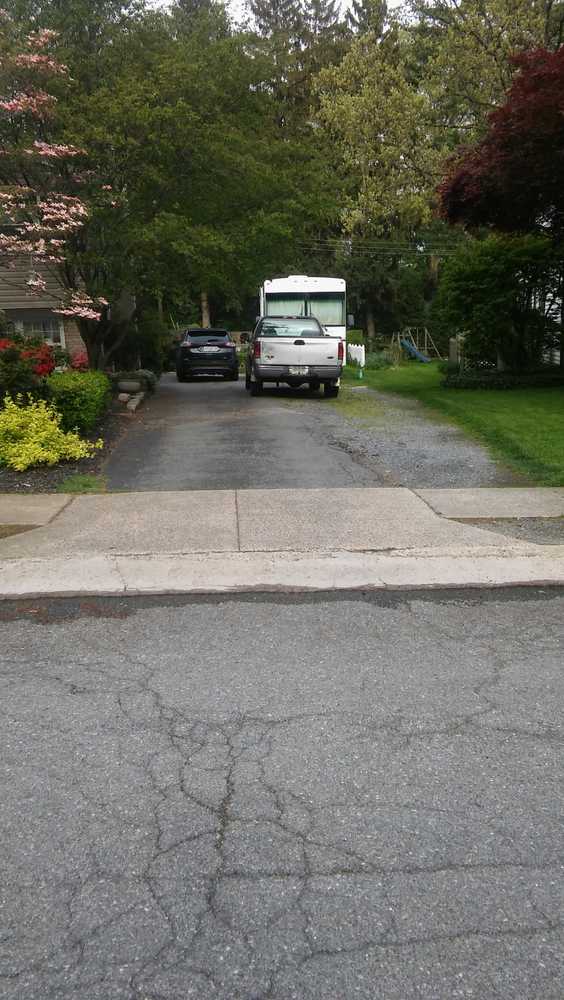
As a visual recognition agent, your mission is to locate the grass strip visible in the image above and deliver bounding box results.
[56,474,108,494]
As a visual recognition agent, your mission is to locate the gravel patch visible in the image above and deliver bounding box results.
[301,386,529,488]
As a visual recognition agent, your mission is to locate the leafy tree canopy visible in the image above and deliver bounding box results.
[407,0,564,137]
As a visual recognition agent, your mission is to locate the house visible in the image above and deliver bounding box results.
[0,261,84,356]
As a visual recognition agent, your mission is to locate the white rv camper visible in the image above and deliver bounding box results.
[259,275,347,345]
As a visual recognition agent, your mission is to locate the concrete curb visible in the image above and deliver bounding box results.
[2,546,564,600]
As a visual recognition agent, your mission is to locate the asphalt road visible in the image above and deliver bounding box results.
[104,375,523,491]
[2,588,563,1000]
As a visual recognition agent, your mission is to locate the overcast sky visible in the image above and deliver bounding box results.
[226,0,404,26]
[148,0,404,22]
[148,0,405,26]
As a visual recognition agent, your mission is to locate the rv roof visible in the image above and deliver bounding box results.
[264,275,345,293]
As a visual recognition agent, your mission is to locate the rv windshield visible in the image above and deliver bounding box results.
[307,293,345,326]
[265,294,306,317]
[264,292,345,326]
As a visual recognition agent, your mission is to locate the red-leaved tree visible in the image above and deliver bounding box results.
[439,48,564,239]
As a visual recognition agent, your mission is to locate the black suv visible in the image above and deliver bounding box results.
[176,329,239,382]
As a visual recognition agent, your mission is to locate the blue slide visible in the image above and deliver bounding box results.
[400,338,431,363]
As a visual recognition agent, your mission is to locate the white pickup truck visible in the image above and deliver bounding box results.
[245,316,344,397]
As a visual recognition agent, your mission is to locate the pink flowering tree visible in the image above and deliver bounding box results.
[0,13,121,367]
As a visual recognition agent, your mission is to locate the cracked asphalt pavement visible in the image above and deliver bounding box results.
[2,589,564,1000]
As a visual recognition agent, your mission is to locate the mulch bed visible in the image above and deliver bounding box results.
[0,403,131,494]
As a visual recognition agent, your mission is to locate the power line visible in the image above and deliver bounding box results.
[296,239,463,249]
[297,242,461,256]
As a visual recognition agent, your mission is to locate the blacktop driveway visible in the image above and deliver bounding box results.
[102,375,526,492]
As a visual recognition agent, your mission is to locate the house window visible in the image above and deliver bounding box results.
[21,317,65,346]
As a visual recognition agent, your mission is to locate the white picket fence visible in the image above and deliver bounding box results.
[347,343,365,367]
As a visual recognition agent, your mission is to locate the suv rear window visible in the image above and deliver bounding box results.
[259,318,324,338]
[182,331,230,343]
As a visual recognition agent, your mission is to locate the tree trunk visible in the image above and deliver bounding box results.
[200,291,211,328]
[79,323,102,370]
[79,317,129,370]
[428,254,440,286]
[365,305,376,341]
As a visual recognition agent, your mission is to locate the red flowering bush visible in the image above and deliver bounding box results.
[21,342,56,376]
[0,337,55,375]
[0,337,55,399]
[70,350,89,371]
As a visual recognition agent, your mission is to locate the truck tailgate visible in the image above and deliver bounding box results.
[260,337,340,367]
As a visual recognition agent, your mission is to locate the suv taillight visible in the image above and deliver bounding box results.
[253,340,261,359]
[338,340,344,362]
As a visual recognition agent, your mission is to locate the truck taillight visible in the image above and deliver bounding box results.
[338,340,344,362]
[253,340,261,359]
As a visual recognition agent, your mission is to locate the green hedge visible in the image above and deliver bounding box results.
[365,351,392,371]
[47,370,111,434]
[443,368,564,389]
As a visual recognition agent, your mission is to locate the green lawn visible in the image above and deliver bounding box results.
[56,473,107,494]
[344,362,564,485]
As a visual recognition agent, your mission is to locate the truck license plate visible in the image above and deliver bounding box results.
[289,366,309,375]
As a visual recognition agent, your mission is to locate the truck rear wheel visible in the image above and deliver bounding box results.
[324,383,339,398]
[250,379,263,396]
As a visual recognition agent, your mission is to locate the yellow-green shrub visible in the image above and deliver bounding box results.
[0,396,102,471]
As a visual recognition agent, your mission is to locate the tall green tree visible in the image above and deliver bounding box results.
[133,22,335,325]
[249,0,302,36]
[305,0,340,37]
[316,34,445,236]
[346,0,387,35]
[301,0,348,81]
[173,0,231,40]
